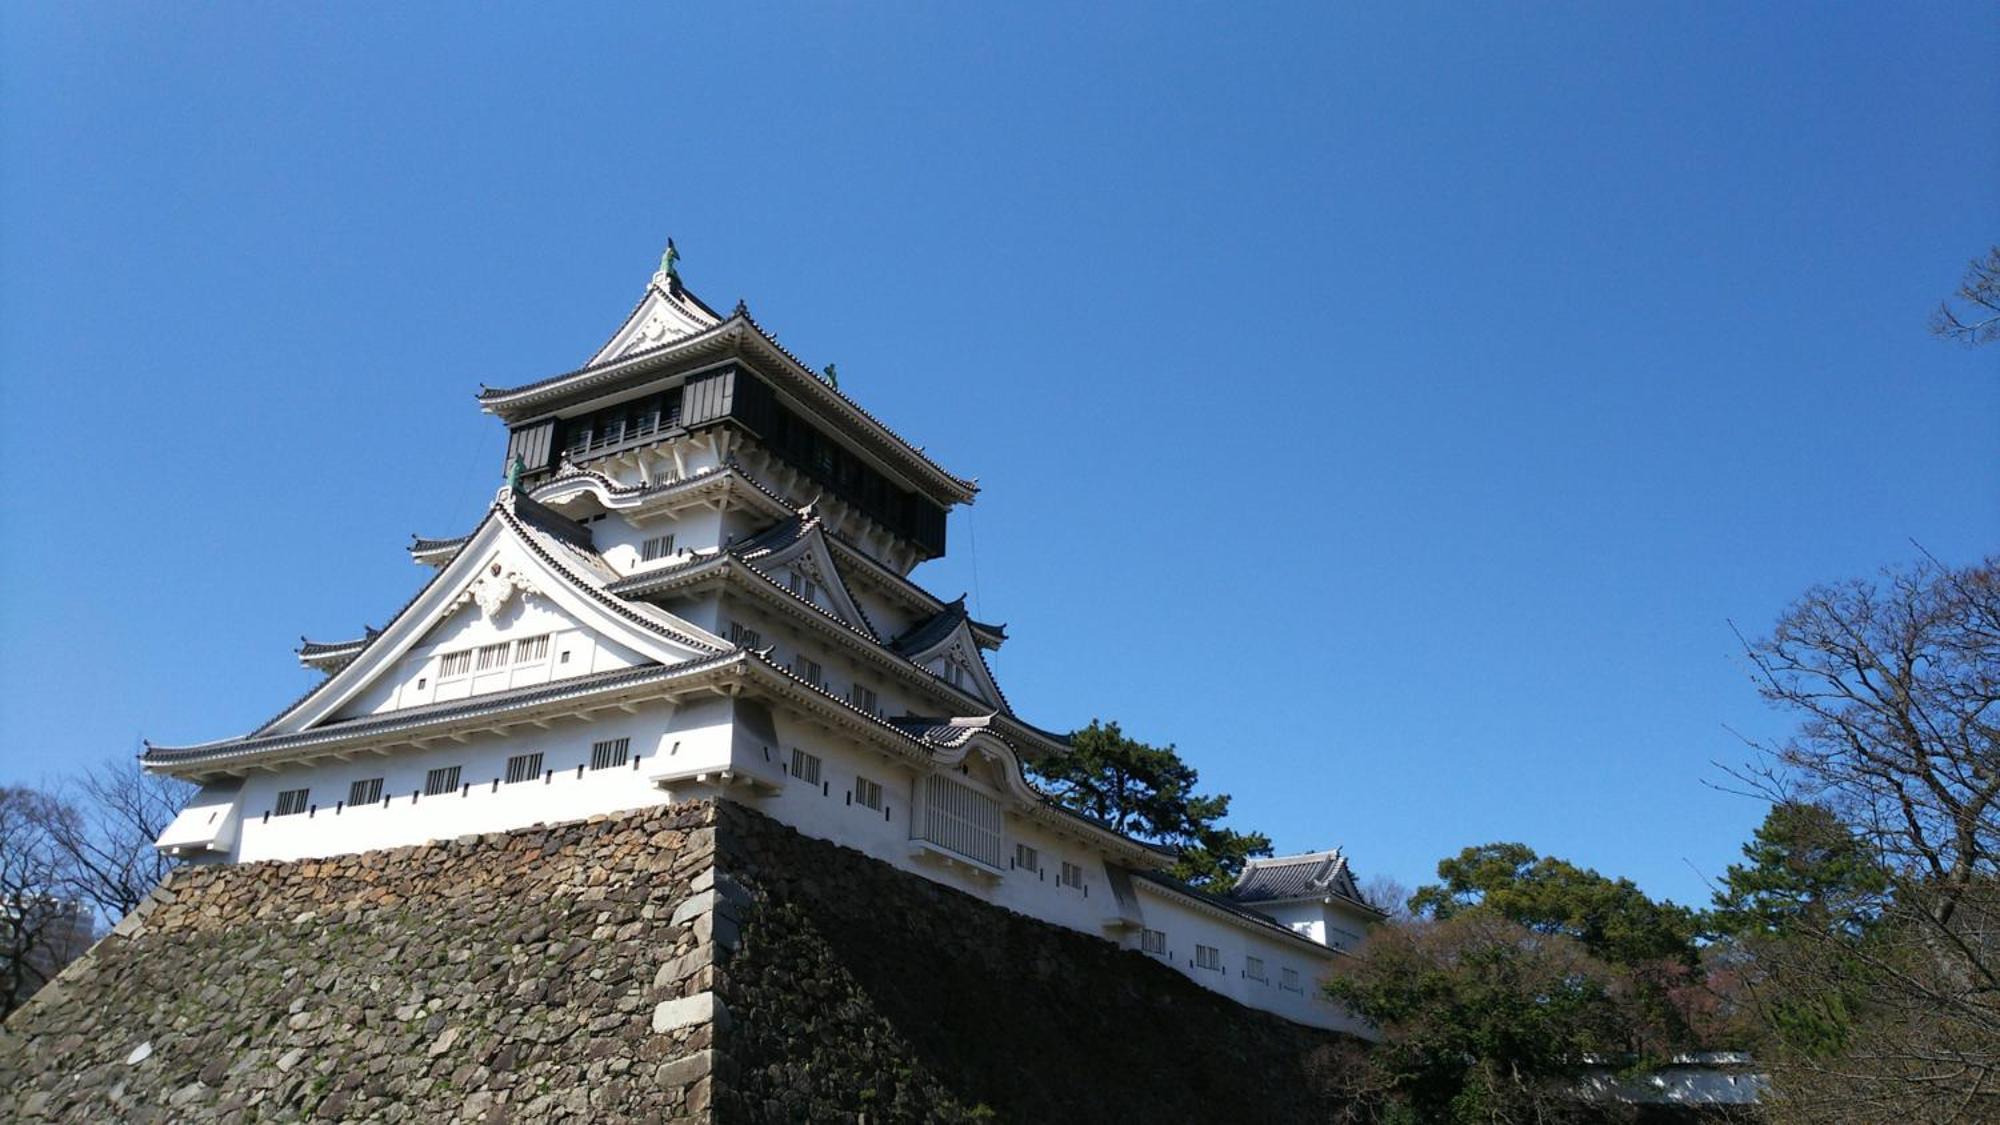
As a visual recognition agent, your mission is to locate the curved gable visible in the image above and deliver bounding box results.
[261,503,723,736]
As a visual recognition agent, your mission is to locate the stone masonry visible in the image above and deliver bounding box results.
[1,800,1358,1122]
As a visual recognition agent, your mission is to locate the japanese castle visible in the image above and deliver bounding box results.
[144,249,1382,1030]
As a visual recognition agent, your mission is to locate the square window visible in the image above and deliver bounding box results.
[275,788,309,817]
[854,776,883,811]
[789,748,822,786]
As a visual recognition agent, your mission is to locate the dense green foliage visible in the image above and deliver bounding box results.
[1411,843,1700,969]
[1028,719,1271,891]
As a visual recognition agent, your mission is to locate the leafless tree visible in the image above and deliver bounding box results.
[1729,554,2000,1121]
[1360,873,1413,922]
[45,760,193,920]
[0,788,93,1019]
[1931,245,2000,348]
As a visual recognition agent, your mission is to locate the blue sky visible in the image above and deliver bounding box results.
[3,5,1994,909]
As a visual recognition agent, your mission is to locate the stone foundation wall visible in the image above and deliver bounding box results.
[2,800,1359,1123]
[0,802,726,1123]
[709,801,1354,1123]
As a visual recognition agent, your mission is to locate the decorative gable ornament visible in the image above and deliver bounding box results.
[453,562,539,622]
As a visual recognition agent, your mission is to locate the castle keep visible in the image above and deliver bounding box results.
[138,250,1381,1032]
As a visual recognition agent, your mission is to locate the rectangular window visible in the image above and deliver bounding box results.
[1141,928,1167,955]
[1195,944,1222,971]
[1060,861,1085,889]
[848,684,878,715]
[1281,967,1301,991]
[275,788,310,817]
[728,623,762,649]
[347,777,383,806]
[919,774,1004,868]
[1246,956,1267,982]
[853,776,883,811]
[793,657,822,688]
[475,642,510,672]
[1014,843,1040,873]
[438,650,473,678]
[424,766,461,796]
[641,534,676,562]
[789,748,822,785]
[505,752,544,784]
[514,634,550,663]
[1327,926,1362,951]
[590,738,631,771]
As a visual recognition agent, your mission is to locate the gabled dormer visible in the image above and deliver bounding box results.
[892,599,1010,712]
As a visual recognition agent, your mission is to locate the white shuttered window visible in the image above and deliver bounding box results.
[919,774,1003,868]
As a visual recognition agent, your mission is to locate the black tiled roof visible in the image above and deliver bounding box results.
[1226,851,1365,906]
[409,534,469,555]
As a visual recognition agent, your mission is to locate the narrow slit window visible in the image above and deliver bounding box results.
[789,748,822,785]
[505,752,544,784]
[424,766,461,796]
[347,778,383,806]
[853,776,883,811]
[589,738,630,771]
[275,788,310,817]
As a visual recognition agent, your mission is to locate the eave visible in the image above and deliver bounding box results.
[609,550,1067,759]
[143,654,754,778]
[1133,872,1352,959]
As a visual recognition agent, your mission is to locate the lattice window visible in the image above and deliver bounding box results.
[347,778,382,806]
[275,788,309,817]
[1195,944,1222,971]
[1014,843,1040,873]
[1246,956,1267,982]
[853,776,883,811]
[438,651,473,678]
[514,634,550,663]
[728,623,762,649]
[920,774,1003,868]
[1281,967,1301,991]
[641,534,676,562]
[1142,928,1167,955]
[505,752,543,784]
[793,657,823,689]
[1060,861,1086,889]
[590,738,630,771]
[848,684,879,715]
[475,642,510,672]
[789,748,822,785]
[424,766,461,796]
